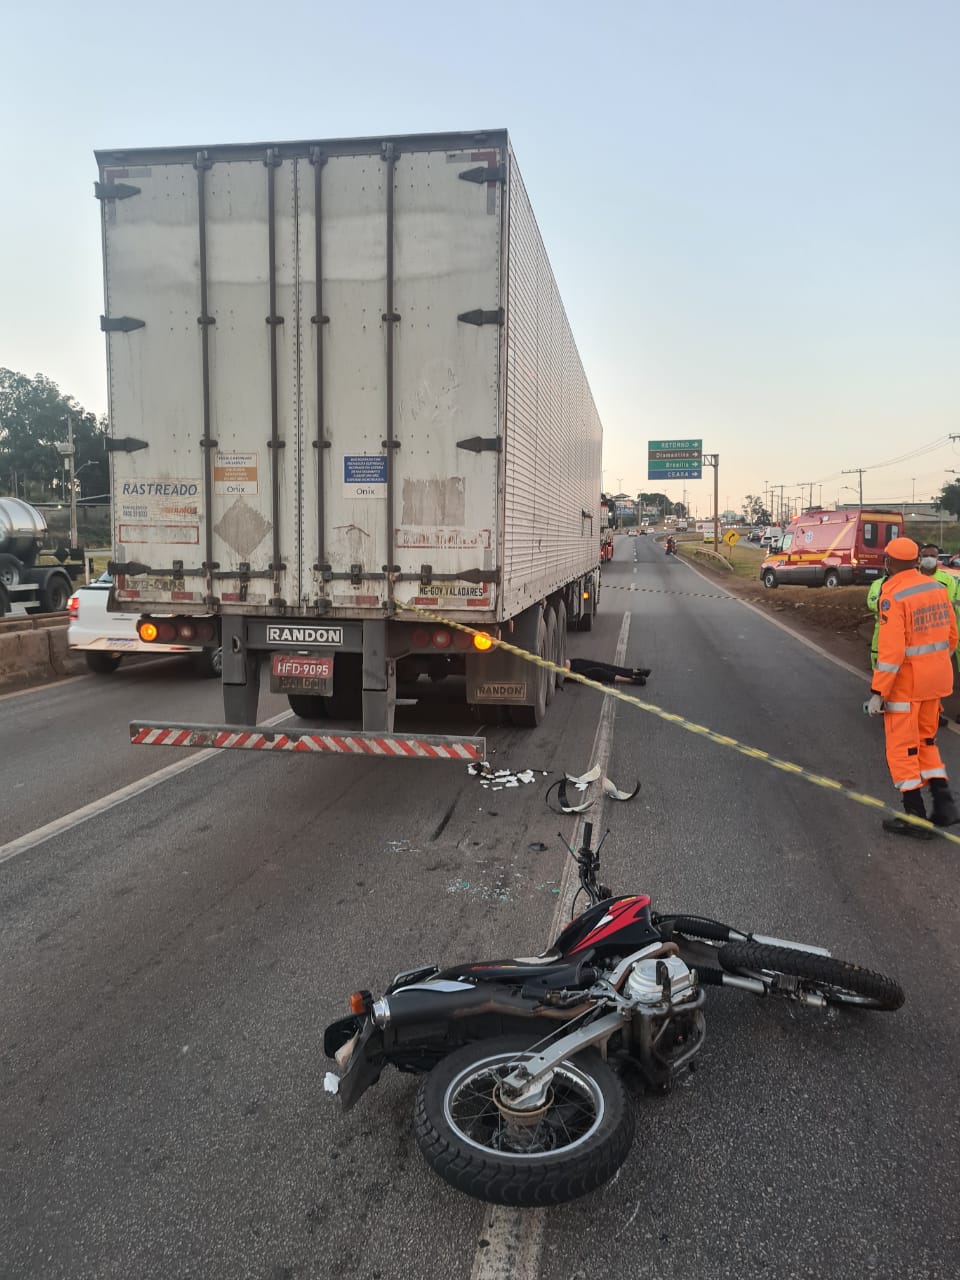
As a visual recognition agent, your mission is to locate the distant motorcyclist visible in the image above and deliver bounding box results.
[665,535,677,555]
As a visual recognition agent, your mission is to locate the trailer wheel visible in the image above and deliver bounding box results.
[544,606,558,706]
[0,554,22,589]
[194,647,223,679]
[511,615,548,728]
[555,600,568,692]
[287,694,328,719]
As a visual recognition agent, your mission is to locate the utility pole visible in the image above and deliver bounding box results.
[841,467,865,506]
[54,417,78,550]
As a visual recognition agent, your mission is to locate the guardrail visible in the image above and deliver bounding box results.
[0,619,84,691]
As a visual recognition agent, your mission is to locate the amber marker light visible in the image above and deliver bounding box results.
[139,621,158,642]
[472,633,494,652]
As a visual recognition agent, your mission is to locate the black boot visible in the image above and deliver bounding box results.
[882,787,935,839]
[928,778,960,827]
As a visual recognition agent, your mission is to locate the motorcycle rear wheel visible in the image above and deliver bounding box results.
[413,1035,634,1206]
[718,942,904,1010]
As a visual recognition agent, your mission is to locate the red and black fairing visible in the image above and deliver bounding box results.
[550,895,659,960]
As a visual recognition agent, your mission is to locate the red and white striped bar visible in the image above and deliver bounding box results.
[129,722,486,761]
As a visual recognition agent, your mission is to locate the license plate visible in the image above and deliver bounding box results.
[270,653,334,694]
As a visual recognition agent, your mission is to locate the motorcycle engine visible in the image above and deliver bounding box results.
[625,955,705,1092]
[624,955,696,1005]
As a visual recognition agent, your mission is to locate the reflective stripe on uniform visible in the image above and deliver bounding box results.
[904,640,950,656]
[895,777,924,790]
[921,767,948,779]
[884,701,911,712]
[893,581,944,601]
[876,661,900,672]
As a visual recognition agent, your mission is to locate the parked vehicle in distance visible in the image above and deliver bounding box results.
[748,528,762,542]
[0,497,84,615]
[676,520,688,532]
[759,526,784,549]
[68,575,221,676]
[759,508,903,589]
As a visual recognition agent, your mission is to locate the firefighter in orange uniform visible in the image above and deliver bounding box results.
[868,537,960,836]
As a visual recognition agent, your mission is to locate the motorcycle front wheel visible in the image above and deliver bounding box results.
[718,942,905,1010]
[413,1035,634,1206]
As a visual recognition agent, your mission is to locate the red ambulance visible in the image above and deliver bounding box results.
[759,509,904,588]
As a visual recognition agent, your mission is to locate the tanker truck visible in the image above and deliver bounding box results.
[0,498,83,616]
[98,128,604,758]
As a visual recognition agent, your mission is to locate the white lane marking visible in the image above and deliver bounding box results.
[0,710,294,866]
[470,611,630,1280]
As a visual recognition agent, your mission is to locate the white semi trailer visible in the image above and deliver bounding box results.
[97,129,603,756]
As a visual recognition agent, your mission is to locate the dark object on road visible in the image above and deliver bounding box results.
[323,824,904,1207]
[567,659,650,686]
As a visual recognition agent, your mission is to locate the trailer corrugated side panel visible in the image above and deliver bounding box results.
[500,147,602,619]
[100,131,600,625]
[100,135,505,619]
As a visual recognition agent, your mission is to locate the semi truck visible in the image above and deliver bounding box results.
[97,129,603,756]
[0,498,84,617]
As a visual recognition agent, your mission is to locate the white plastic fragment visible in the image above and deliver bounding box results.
[323,1072,341,1095]
[602,776,641,802]
[566,763,602,786]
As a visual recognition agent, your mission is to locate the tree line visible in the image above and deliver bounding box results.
[0,369,109,504]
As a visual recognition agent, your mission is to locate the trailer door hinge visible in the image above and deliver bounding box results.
[106,436,149,454]
[94,181,141,201]
[457,435,502,454]
[458,307,504,327]
[100,315,145,333]
[459,164,506,184]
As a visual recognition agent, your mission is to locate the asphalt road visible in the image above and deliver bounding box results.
[1,540,957,1280]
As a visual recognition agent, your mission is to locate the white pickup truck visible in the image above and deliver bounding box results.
[68,575,221,676]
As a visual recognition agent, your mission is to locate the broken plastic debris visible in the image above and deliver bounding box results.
[546,777,593,814]
[323,1072,340,1095]
[565,764,602,786]
[602,777,641,802]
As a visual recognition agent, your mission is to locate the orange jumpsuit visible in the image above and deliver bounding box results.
[872,569,958,792]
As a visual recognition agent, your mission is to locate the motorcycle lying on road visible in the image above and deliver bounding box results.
[324,825,903,1207]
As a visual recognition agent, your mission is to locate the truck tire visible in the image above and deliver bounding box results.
[40,575,71,613]
[0,554,22,589]
[544,606,558,706]
[511,615,548,728]
[554,599,568,692]
[288,693,329,719]
[194,646,223,679]
[85,652,123,675]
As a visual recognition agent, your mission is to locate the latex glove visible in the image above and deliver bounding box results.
[867,693,885,716]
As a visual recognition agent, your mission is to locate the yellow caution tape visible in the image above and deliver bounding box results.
[396,598,960,847]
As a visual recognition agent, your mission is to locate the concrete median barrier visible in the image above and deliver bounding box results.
[0,620,86,692]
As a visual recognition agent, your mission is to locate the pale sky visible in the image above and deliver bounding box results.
[2,0,957,519]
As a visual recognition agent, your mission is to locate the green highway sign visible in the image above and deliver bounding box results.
[648,438,702,480]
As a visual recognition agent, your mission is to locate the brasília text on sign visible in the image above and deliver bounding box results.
[648,438,702,481]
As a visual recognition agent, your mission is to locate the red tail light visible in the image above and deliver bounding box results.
[67,595,80,620]
[432,630,452,649]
